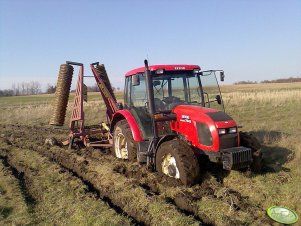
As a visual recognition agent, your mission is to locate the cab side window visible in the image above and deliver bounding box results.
[124,77,131,108]
[130,73,147,107]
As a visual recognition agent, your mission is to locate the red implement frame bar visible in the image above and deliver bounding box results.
[67,62,87,146]
[65,61,117,148]
[90,62,118,121]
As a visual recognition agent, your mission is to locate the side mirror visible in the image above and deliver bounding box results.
[220,71,225,82]
[132,74,140,86]
[216,95,222,105]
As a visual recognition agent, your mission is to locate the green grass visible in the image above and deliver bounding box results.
[0,91,124,106]
[0,91,123,126]
[0,94,55,106]
[0,160,32,225]
[223,84,301,135]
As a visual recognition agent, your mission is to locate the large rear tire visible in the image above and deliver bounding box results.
[113,120,137,161]
[239,131,263,172]
[155,139,200,186]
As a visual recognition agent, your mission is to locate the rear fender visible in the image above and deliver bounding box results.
[111,110,143,142]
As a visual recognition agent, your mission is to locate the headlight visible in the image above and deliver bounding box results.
[218,129,226,135]
[229,127,237,133]
[218,127,237,135]
[193,69,200,74]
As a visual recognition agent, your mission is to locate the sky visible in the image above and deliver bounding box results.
[0,0,301,91]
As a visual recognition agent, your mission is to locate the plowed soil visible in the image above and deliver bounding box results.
[0,124,280,225]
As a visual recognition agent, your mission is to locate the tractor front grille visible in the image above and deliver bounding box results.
[219,133,238,149]
[222,147,252,170]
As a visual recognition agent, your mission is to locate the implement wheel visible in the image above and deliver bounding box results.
[239,131,263,172]
[113,120,137,161]
[156,139,200,186]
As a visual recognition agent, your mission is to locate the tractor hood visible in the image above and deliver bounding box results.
[170,105,238,152]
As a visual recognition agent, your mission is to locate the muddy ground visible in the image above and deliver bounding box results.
[0,124,288,225]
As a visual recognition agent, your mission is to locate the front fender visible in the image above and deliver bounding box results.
[111,110,143,142]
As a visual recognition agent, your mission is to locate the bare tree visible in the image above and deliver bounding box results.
[33,81,41,94]
[21,82,26,95]
[46,84,56,94]
[5,81,42,96]
[12,83,16,95]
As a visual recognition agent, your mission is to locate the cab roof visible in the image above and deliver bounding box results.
[125,64,200,77]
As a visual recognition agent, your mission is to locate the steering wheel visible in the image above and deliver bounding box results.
[154,98,166,111]
[163,96,181,104]
[162,96,185,110]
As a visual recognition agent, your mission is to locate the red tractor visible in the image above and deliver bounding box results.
[55,60,262,186]
[110,60,262,185]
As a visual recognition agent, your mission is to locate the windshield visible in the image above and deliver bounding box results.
[152,71,202,111]
[152,70,224,112]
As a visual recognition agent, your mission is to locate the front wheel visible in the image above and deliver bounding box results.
[239,131,263,172]
[156,140,200,186]
[113,120,137,161]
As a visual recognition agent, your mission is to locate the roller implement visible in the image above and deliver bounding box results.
[50,60,262,185]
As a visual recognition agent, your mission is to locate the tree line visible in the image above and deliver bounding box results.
[0,82,121,97]
[81,84,120,93]
[0,81,42,97]
[234,77,301,85]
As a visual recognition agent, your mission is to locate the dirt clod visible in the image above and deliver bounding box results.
[44,137,58,146]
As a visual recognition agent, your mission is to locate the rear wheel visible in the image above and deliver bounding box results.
[156,140,200,186]
[113,120,137,161]
[239,131,263,172]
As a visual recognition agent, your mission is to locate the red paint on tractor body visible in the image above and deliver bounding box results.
[111,110,143,141]
[125,64,200,77]
[170,105,237,152]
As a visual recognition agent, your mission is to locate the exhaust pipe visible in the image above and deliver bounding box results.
[144,59,155,116]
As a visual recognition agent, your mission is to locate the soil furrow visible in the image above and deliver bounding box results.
[0,126,202,225]
[56,163,144,225]
[35,145,201,225]
[0,156,37,213]
[0,159,32,225]
[0,145,134,225]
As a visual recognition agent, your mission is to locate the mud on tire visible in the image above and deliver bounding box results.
[113,120,137,161]
[239,131,263,172]
[155,139,200,186]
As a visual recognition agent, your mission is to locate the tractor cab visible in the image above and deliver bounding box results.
[125,65,225,112]
[124,65,225,139]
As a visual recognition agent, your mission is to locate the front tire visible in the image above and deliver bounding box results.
[239,131,263,172]
[156,139,200,186]
[113,120,137,161]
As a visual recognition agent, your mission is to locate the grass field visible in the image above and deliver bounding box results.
[0,82,300,225]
